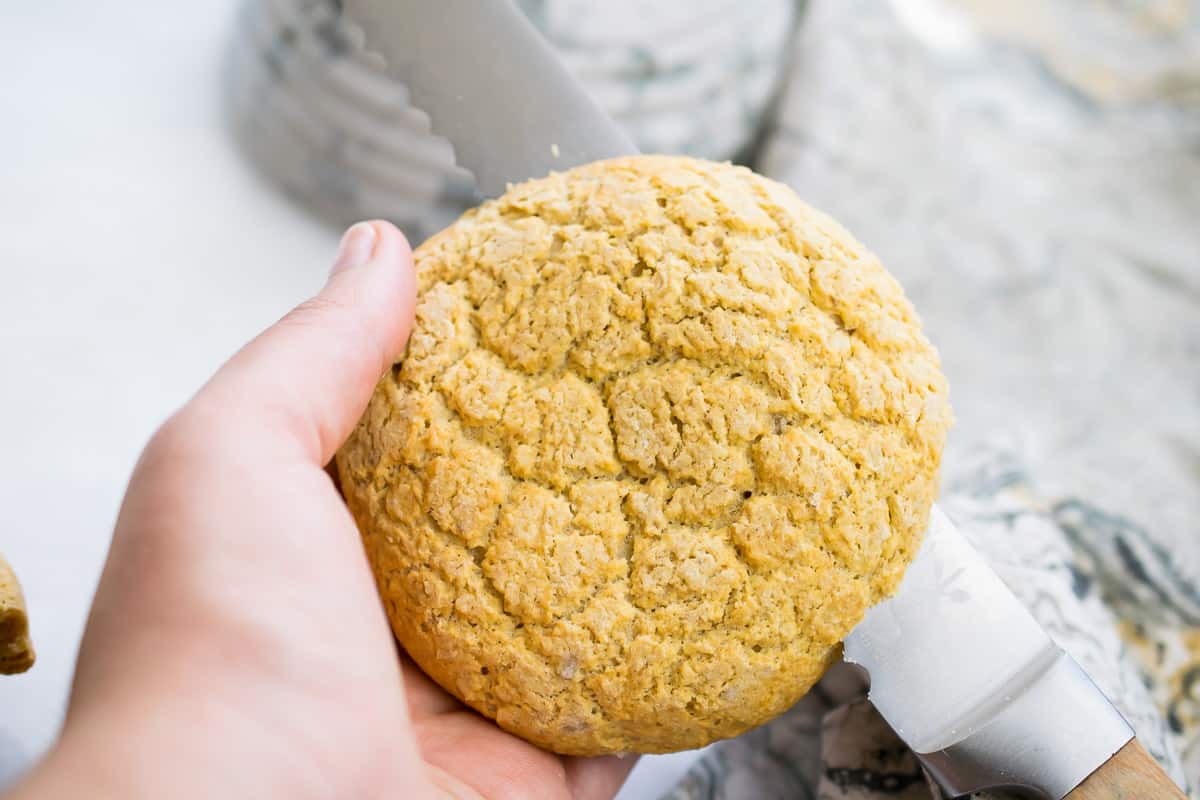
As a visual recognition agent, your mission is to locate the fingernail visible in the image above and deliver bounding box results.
[330,222,378,275]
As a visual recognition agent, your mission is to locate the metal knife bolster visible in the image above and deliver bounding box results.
[845,508,1133,799]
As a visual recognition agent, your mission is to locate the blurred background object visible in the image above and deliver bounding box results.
[0,554,35,676]
[224,0,800,241]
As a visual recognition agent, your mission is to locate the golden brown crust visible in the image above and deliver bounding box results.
[0,552,35,675]
[338,155,951,754]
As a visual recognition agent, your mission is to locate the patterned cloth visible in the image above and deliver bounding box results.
[667,0,1200,796]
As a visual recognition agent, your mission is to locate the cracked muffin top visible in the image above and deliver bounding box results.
[337,155,952,755]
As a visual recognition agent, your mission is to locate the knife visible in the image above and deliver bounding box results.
[339,0,636,198]
[339,2,1186,797]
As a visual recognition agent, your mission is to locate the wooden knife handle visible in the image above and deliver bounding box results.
[1066,738,1186,799]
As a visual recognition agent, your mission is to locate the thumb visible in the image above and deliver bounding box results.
[194,220,417,465]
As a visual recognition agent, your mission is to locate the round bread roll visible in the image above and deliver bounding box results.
[338,155,951,755]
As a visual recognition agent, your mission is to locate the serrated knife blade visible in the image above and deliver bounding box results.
[340,0,637,198]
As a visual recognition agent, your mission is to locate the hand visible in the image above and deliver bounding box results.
[8,222,635,800]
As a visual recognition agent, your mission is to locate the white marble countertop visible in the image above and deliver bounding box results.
[0,3,698,795]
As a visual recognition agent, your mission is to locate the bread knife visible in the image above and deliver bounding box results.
[339,0,635,198]
[338,1,1186,795]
